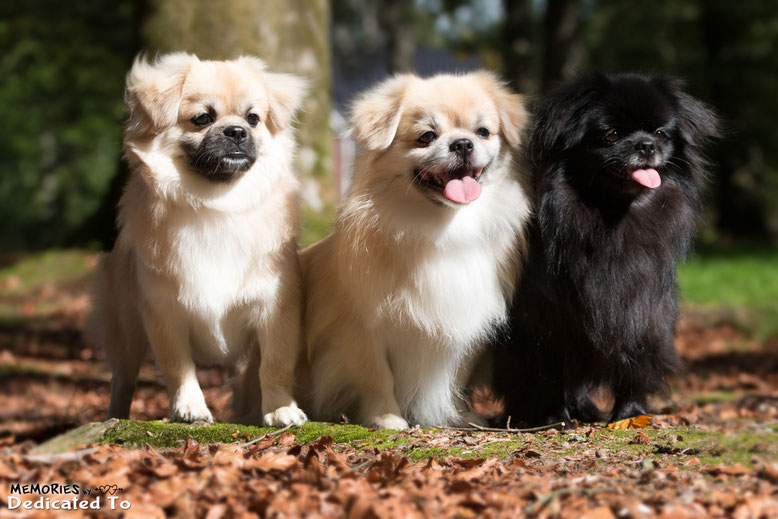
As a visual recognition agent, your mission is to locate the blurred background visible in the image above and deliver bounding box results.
[1,0,776,442]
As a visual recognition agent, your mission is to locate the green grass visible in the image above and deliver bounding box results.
[679,247,778,338]
[0,249,93,294]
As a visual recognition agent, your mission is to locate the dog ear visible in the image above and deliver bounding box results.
[125,52,196,133]
[472,71,528,148]
[236,56,307,135]
[528,73,607,165]
[668,84,721,148]
[350,74,413,151]
[264,71,307,134]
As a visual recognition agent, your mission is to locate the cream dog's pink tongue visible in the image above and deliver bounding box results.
[631,168,661,188]
[443,176,481,204]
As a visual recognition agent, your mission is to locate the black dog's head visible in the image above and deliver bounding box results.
[529,73,720,199]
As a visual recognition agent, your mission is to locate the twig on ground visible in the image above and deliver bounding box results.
[236,423,295,447]
[448,421,565,433]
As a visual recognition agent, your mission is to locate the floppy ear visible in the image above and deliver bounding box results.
[125,52,196,132]
[350,74,413,151]
[528,73,607,164]
[651,75,721,147]
[264,72,307,134]
[472,71,528,148]
[236,56,306,134]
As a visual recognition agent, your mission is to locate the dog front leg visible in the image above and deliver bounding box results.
[357,356,409,430]
[256,277,308,427]
[143,310,213,423]
[452,347,489,427]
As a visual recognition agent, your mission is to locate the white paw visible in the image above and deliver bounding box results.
[368,413,409,430]
[170,394,213,423]
[263,403,308,427]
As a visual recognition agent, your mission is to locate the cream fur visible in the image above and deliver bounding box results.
[87,53,307,426]
[300,72,532,428]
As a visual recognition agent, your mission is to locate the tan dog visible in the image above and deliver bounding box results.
[300,72,532,428]
[87,53,307,426]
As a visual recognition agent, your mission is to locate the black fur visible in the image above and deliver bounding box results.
[493,73,720,426]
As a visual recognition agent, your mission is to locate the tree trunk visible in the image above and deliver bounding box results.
[378,0,415,73]
[699,3,767,239]
[502,0,536,94]
[542,0,582,92]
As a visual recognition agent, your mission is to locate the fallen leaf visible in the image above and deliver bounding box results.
[608,415,652,429]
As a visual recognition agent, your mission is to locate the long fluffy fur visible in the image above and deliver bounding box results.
[300,72,532,428]
[87,53,308,426]
[493,73,721,426]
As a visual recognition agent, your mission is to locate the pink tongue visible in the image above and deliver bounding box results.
[631,168,661,189]
[443,176,482,204]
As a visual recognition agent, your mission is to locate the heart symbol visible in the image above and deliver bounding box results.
[97,484,119,495]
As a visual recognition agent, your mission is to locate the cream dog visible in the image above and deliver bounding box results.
[300,72,532,428]
[87,53,307,426]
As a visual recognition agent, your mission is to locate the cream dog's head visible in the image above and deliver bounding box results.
[349,72,527,209]
[123,53,304,207]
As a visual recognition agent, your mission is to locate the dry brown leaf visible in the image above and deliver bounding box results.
[607,415,652,429]
[277,432,296,446]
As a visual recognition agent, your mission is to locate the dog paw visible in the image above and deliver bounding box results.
[263,403,308,427]
[170,398,213,424]
[368,413,409,430]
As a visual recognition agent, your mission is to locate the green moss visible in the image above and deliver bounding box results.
[100,419,403,450]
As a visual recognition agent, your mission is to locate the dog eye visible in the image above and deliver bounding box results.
[417,131,437,145]
[246,113,260,127]
[655,129,669,139]
[475,127,490,139]
[192,113,214,127]
[604,129,620,143]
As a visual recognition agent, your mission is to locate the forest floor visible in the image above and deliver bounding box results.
[0,250,777,518]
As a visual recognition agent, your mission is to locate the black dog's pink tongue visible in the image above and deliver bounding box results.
[444,176,481,204]
[631,168,661,188]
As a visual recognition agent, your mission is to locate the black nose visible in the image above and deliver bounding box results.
[636,140,656,155]
[223,126,247,144]
[449,138,474,157]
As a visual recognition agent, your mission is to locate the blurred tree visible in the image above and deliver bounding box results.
[541,0,584,91]
[0,0,139,251]
[379,0,416,73]
[502,0,537,94]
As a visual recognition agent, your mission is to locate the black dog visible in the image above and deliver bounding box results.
[493,73,720,426]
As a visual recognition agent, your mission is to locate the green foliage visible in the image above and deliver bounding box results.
[0,0,138,250]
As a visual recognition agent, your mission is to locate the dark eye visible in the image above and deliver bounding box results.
[247,113,260,127]
[475,127,490,139]
[192,113,214,127]
[417,131,437,145]
[604,129,620,143]
[655,129,669,139]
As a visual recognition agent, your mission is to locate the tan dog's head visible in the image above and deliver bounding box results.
[124,53,304,201]
[349,72,527,208]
